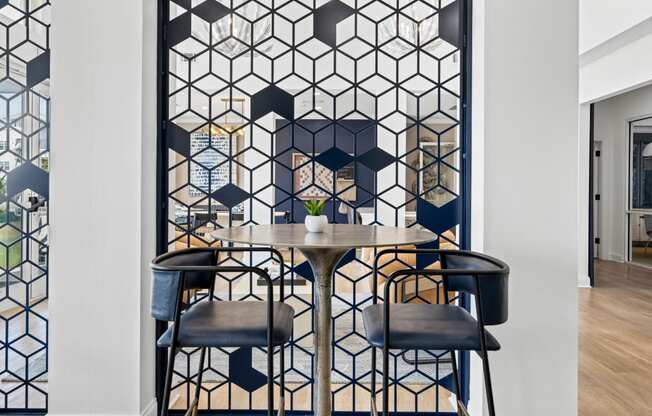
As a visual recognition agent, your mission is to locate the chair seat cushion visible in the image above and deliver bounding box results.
[362,303,500,351]
[158,301,294,348]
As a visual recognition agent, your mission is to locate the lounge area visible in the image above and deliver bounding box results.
[1,1,651,416]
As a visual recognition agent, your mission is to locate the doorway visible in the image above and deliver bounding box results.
[627,117,652,268]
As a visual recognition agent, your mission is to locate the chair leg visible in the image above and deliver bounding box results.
[370,347,378,416]
[449,350,470,416]
[449,351,461,413]
[160,346,178,416]
[278,344,286,416]
[382,346,389,416]
[189,347,207,416]
[267,344,274,416]
[481,350,496,416]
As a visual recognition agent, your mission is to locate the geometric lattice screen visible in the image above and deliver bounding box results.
[0,0,50,411]
[159,0,468,413]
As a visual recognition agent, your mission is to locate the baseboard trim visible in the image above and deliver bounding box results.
[609,252,625,262]
[578,274,591,288]
[142,399,157,416]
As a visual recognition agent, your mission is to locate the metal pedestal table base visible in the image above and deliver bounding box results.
[299,247,350,416]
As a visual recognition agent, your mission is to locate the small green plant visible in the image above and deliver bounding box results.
[304,199,326,216]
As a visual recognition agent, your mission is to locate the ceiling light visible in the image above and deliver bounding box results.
[379,13,442,55]
[192,4,273,56]
[643,143,652,158]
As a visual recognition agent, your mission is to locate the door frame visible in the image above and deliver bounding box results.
[626,115,652,268]
[588,104,595,286]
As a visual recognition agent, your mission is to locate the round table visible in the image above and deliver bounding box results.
[212,224,436,416]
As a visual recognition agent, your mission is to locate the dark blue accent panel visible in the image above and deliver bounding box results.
[192,0,230,23]
[315,147,354,171]
[415,240,439,270]
[416,197,459,235]
[7,163,49,198]
[167,123,190,157]
[336,249,356,268]
[357,147,395,172]
[313,0,355,47]
[168,12,192,48]
[439,0,460,48]
[251,85,294,121]
[26,51,50,88]
[171,0,191,9]
[274,120,375,223]
[212,183,249,208]
[229,347,268,392]
[438,373,455,393]
[294,261,314,282]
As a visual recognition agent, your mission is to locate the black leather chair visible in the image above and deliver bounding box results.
[151,247,294,416]
[362,249,509,416]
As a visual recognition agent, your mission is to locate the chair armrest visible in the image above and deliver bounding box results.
[374,249,509,276]
[151,264,273,284]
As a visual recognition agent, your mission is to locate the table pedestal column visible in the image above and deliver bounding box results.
[299,247,350,416]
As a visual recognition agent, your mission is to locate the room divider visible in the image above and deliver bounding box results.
[157,0,471,414]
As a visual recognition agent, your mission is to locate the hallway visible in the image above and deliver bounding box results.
[579,261,652,414]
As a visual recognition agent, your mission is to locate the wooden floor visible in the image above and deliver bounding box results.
[579,260,652,415]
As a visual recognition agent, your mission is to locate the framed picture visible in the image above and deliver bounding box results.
[293,153,356,200]
[418,141,457,205]
[189,131,239,200]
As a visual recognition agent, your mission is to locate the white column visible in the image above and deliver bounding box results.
[49,1,157,415]
[477,0,579,415]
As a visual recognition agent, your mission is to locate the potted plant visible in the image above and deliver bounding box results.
[304,199,327,233]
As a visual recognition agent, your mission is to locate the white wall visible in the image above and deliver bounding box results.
[49,1,157,415]
[580,28,652,104]
[580,0,652,53]
[592,84,652,262]
[579,1,652,103]
[478,1,578,416]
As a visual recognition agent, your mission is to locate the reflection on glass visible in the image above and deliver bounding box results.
[631,213,652,267]
[630,129,652,266]
[632,133,652,209]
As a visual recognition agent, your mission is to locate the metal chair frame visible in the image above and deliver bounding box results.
[151,246,288,416]
[368,249,509,416]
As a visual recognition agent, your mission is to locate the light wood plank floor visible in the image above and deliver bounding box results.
[579,260,652,415]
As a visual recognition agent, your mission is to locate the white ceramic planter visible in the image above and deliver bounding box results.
[305,215,328,233]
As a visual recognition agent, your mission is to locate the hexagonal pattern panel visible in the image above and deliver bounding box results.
[0,0,50,411]
[161,0,467,414]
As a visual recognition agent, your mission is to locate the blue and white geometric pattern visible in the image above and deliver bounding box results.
[161,0,468,413]
[0,0,50,411]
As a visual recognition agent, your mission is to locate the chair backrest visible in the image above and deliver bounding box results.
[645,215,652,235]
[150,248,217,321]
[440,252,509,326]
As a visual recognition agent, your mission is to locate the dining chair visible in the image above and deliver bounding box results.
[644,215,652,252]
[362,249,510,416]
[151,247,294,416]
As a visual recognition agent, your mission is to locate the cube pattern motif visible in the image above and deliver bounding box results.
[162,0,467,413]
[0,0,50,411]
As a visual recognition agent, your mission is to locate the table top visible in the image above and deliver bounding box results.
[211,224,436,249]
